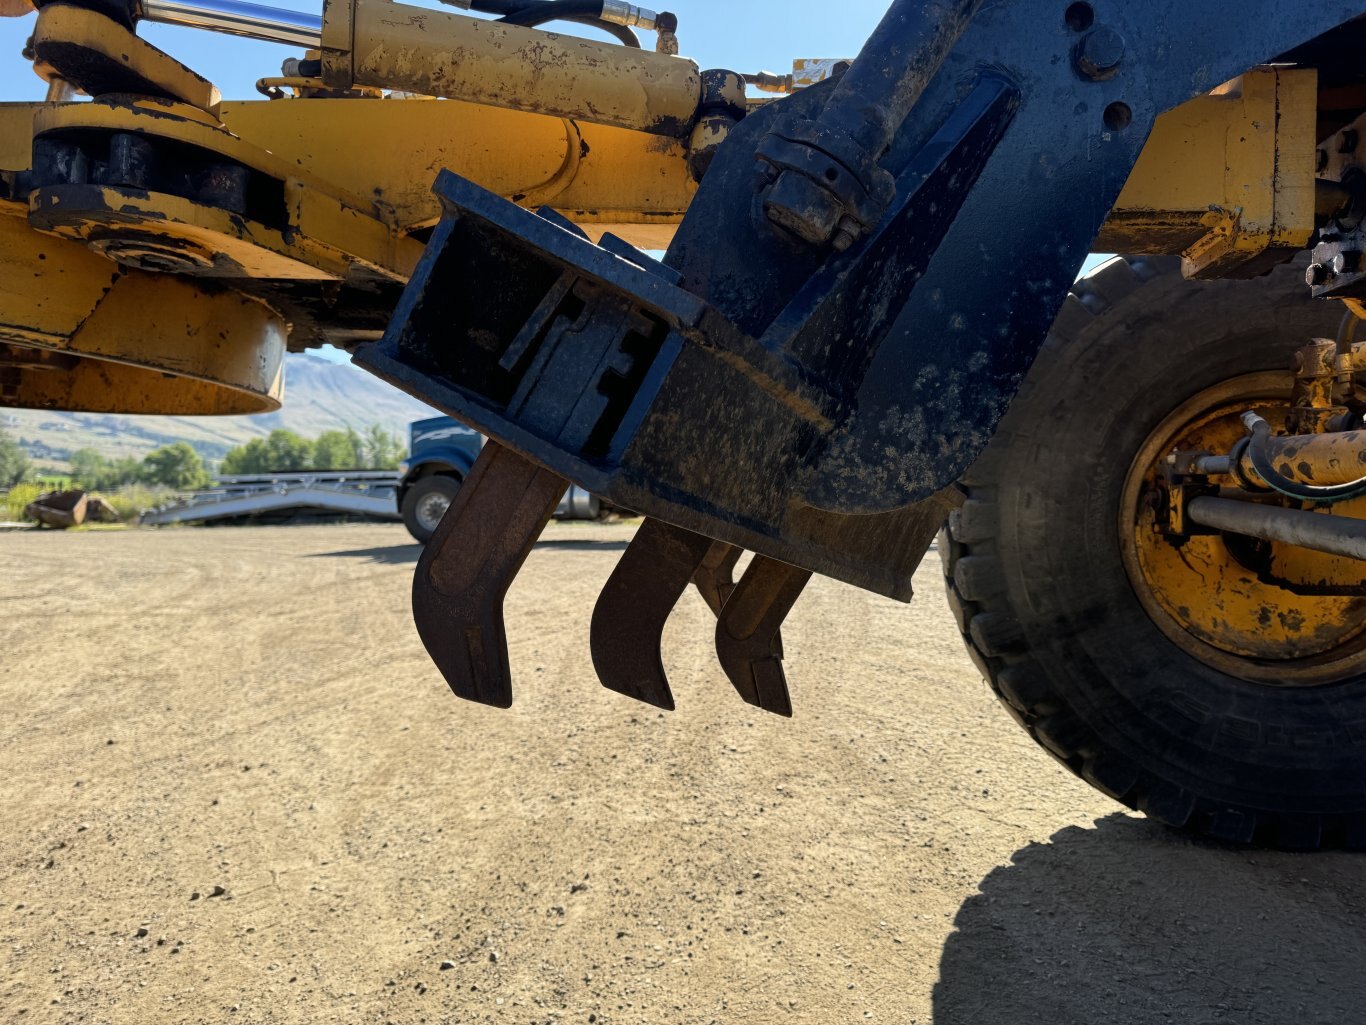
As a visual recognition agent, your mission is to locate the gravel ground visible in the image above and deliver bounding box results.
[2,522,1363,1025]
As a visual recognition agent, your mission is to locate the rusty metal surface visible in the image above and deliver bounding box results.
[588,517,716,710]
[690,540,741,616]
[1123,371,1366,680]
[23,489,89,528]
[411,442,566,707]
[713,556,811,717]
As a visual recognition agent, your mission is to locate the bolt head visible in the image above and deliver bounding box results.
[761,170,844,246]
[1306,262,1330,286]
[1076,26,1126,81]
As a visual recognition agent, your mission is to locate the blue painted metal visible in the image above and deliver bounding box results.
[402,415,484,489]
[357,0,1366,601]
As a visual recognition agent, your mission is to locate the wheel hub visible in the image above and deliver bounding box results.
[415,490,451,533]
[1121,371,1366,685]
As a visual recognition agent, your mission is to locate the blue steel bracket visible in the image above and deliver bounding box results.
[355,152,976,599]
[358,0,1364,605]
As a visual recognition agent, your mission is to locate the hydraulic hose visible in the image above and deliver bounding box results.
[495,1,641,47]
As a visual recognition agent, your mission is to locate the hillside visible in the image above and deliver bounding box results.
[2,353,440,467]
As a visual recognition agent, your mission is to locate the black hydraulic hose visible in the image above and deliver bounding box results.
[496,1,641,46]
[1243,412,1366,502]
[561,14,640,46]
[1336,307,1360,354]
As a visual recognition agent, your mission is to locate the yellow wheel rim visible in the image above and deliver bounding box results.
[1120,371,1366,685]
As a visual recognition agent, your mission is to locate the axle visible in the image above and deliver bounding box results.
[1187,496,1366,562]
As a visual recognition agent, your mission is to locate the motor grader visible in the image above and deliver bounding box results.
[2,0,1365,849]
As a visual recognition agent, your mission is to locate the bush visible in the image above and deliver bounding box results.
[2,481,46,522]
[101,483,172,521]
[220,429,314,475]
[312,427,364,470]
[70,449,142,492]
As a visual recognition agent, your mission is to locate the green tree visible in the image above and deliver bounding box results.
[312,427,364,469]
[0,429,29,488]
[220,429,313,474]
[219,438,269,475]
[69,448,107,487]
[361,423,404,470]
[139,442,210,490]
[70,448,141,491]
[264,429,314,472]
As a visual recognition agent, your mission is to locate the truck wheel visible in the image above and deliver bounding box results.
[401,475,460,543]
[941,255,1366,849]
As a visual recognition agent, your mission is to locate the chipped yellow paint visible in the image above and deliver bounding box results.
[323,0,702,136]
[1097,68,1318,277]
[0,214,284,413]
[30,4,222,115]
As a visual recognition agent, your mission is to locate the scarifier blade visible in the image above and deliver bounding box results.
[714,556,811,717]
[412,442,565,707]
[590,518,716,710]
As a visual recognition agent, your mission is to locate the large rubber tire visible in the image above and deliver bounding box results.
[941,255,1366,850]
[401,474,460,544]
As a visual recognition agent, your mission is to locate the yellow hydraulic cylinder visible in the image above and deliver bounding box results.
[320,0,702,136]
[1198,430,1366,488]
[1244,430,1366,488]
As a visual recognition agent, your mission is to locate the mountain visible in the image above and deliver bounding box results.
[2,354,440,467]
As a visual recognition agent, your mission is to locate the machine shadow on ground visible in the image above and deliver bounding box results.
[932,813,1366,1024]
[310,543,424,563]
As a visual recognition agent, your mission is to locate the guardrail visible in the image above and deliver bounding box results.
[142,471,401,526]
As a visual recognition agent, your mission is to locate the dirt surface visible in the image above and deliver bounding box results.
[2,522,1363,1025]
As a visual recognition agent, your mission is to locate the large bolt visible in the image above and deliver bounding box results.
[1075,26,1125,81]
[1306,262,1331,286]
[762,170,845,246]
[1331,249,1362,276]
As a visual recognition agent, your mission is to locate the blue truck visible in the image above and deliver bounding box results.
[398,416,601,541]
